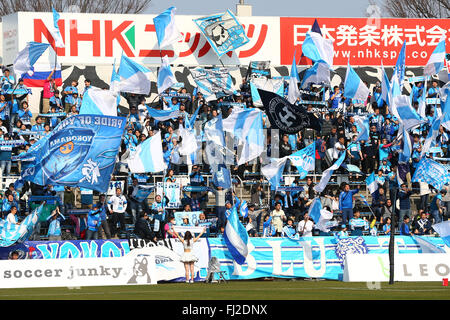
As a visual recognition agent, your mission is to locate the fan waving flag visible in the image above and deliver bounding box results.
[153,7,182,49]
[261,157,288,190]
[127,131,166,173]
[222,107,264,165]
[79,87,118,116]
[344,62,370,102]
[301,19,333,67]
[381,62,391,105]
[20,115,126,193]
[287,51,300,104]
[117,54,152,94]
[50,8,65,48]
[157,56,177,94]
[391,95,426,130]
[258,89,321,133]
[223,205,249,265]
[0,204,44,247]
[394,41,406,89]
[424,34,446,76]
[314,149,346,193]
[13,42,51,78]
[365,172,378,194]
[300,62,330,89]
[193,9,249,57]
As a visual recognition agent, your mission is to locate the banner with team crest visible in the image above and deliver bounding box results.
[20,115,126,193]
[193,9,250,57]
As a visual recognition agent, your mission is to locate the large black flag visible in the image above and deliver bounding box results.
[257,89,321,133]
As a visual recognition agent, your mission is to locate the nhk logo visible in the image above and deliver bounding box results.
[32,18,154,58]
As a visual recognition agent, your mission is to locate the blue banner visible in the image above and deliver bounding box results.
[0,240,130,260]
[193,9,249,57]
[20,115,126,193]
[208,236,447,281]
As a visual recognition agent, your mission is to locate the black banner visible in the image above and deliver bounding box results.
[258,89,321,133]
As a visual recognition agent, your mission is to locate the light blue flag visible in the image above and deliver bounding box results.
[300,61,330,89]
[0,204,44,247]
[117,54,152,94]
[392,95,425,130]
[381,62,391,105]
[412,157,450,191]
[359,194,370,207]
[432,221,450,248]
[342,163,362,174]
[20,115,126,193]
[365,172,378,194]
[50,8,65,48]
[314,149,346,193]
[399,125,412,163]
[394,41,406,89]
[79,87,118,116]
[187,102,202,129]
[153,7,182,48]
[157,56,176,94]
[212,163,232,189]
[223,205,249,265]
[287,50,300,104]
[239,200,248,218]
[354,115,370,141]
[146,106,180,121]
[261,157,288,191]
[424,34,446,76]
[13,42,51,78]
[127,131,166,173]
[307,197,322,224]
[301,23,333,67]
[412,235,445,253]
[344,62,369,101]
[288,143,315,179]
[193,9,249,57]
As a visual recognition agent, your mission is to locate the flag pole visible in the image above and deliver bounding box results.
[388,179,398,285]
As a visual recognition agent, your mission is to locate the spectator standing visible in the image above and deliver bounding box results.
[297,212,314,237]
[107,187,128,238]
[271,202,286,237]
[339,183,359,224]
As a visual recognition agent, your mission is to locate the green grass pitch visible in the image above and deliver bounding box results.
[0,280,448,300]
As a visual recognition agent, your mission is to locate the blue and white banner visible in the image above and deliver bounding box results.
[190,67,236,101]
[412,157,450,191]
[20,115,126,193]
[301,20,333,67]
[193,9,249,57]
[134,185,155,203]
[209,236,448,281]
[157,55,177,94]
[250,77,284,107]
[38,112,66,118]
[157,182,181,208]
[146,107,180,121]
[432,221,450,248]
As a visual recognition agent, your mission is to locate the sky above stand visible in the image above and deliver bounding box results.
[144,0,384,18]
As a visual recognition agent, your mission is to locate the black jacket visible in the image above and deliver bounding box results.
[134,218,155,240]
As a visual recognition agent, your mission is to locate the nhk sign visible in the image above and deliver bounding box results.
[1,12,449,67]
[2,12,280,66]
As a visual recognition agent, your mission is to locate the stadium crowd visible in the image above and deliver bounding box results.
[0,63,449,242]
